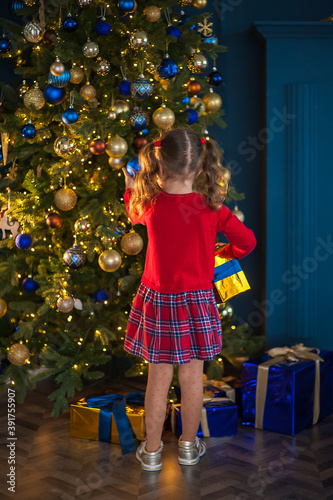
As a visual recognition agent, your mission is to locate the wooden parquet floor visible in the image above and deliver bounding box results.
[1,377,333,500]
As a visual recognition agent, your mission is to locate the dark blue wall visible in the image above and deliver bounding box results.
[215,0,333,338]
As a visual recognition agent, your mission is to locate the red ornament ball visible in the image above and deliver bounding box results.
[133,136,148,150]
[187,79,201,95]
[43,29,57,45]
[89,138,106,155]
[46,212,63,229]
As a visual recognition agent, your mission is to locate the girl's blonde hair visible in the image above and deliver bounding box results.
[129,128,226,217]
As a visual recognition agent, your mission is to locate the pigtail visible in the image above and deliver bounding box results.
[129,141,161,217]
[194,138,226,211]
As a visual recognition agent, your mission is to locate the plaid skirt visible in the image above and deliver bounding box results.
[124,283,222,365]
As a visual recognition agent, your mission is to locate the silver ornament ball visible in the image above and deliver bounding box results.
[130,30,148,49]
[50,61,65,76]
[23,21,44,43]
[82,40,99,58]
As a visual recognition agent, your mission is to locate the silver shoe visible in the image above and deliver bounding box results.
[178,435,206,465]
[136,440,163,471]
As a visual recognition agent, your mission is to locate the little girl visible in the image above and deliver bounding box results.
[122,128,256,472]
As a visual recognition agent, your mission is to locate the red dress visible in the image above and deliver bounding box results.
[123,189,256,364]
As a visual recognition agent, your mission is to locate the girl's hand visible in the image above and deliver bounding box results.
[122,168,135,189]
[215,243,227,251]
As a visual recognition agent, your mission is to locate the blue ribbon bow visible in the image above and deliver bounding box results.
[86,392,145,454]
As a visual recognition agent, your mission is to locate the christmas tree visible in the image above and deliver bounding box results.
[0,0,258,416]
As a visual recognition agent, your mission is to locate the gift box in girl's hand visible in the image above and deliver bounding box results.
[213,243,251,304]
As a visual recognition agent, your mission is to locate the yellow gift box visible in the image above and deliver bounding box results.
[70,397,145,444]
[213,251,251,303]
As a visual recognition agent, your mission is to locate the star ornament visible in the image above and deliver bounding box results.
[197,17,213,37]
[7,161,18,180]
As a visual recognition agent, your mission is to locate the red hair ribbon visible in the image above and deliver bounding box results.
[154,140,161,147]
[201,138,206,144]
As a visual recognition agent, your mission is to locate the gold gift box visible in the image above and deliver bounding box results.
[213,253,251,303]
[70,397,145,443]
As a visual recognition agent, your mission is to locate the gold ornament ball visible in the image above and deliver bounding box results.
[121,232,144,255]
[193,0,207,8]
[0,298,7,318]
[8,343,30,366]
[130,30,148,49]
[108,157,125,169]
[218,301,234,319]
[99,249,122,272]
[203,91,222,112]
[96,59,110,76]
[23,88,45,111]
[23,20,44,43]
[187,53,208,73]
[222,168,231,182]
[190,96,206,117]
[113,100,130,115]
[54,188,77,211]
[80,84,97,101]
[152,106,175,130]
[54,136,76,157]
[107,108,117,120]
[106,135,128,158]
[50,61,65,76]
[70,67,84,84]
[57,295,74,313]
[144,6,161,22]
[74,218,91,233]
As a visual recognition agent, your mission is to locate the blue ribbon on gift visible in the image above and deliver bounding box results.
[86,392,145,454]
[213,259,242,282]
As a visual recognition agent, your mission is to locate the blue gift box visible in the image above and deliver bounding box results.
[172,398,238,438]
[242,348,333,435]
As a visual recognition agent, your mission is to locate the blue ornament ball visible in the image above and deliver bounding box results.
[95,19,112,36]
[182,96,190,104]
[21,123,36,139]
[138,127,149,137]
[118,79,132,97]
[15,233,33,250]
[207,70,223,86]
[157,57,178,80]
[93,288,109,302]
[126,157,141,177]
[62,15,78,32]
[166,25,181,40]
[62,107,78,125]
[118,0,135,12]
[9,0,24,15]
[0,36,11,54]
[22,276,39,293]
[131,76,153,100]
[129,109,149,130]
[48,69,71,88]
[63,245,86,269]
[44,84,66,105]
[184,108,198,125]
